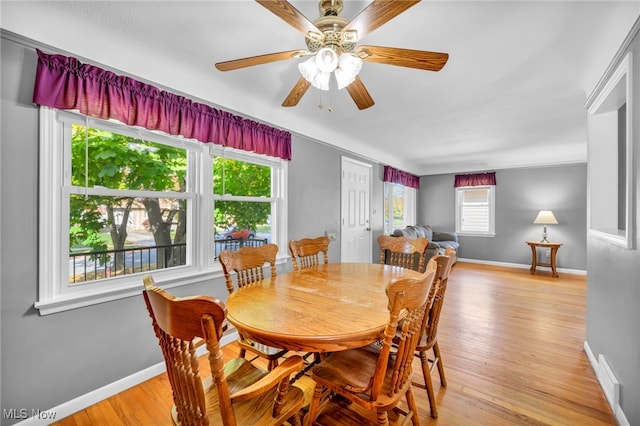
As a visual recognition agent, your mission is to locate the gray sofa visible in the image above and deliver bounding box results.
[392,225,459,263]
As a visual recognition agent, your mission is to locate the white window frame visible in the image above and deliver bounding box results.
[36,107,288,315]
[208,145,288,266]
[455,185,496,237]
[383,182,417,235]
[586,52,634,249]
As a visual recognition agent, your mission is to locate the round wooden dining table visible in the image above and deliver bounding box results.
[225,262,424,353]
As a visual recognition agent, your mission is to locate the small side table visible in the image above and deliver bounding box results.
[526,241,562,277]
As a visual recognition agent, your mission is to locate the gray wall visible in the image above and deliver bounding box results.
[287,137,386,264]
[586,22,640,426]
[5,26,635,425]
[0,33,385,424]
[286,136,385,264]
[419,164,588,271]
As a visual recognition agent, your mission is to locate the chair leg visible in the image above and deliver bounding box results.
[405,387,421,426]
[433,342,447,387]
[304,383,324,426]
[287,413,301,426]
[376,411,389,425]
[419,350,438,418]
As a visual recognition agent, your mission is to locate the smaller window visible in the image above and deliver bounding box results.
[212,155,276,259]
[455,186,495,236]
[384,182,416,235]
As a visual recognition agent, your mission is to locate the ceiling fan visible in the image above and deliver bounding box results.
[215,0,449,110]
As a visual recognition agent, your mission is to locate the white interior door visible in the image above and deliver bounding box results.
[341,157,372,263]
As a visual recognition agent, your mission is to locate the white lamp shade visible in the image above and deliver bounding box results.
[334,68,353,90]
[335,53,363,89]
[315,47,338,73]
[312,71,331,91]
[298,56,318,83]
[533,210,558,225]
[298,49,363,92]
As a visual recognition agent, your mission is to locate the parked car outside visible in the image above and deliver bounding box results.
[215,226,256,240]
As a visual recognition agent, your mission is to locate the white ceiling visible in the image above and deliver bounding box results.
[2,1,639,175]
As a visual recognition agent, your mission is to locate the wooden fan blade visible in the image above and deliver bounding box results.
[357,45,449,71]
[282,77,311,107]
[346,76,375,110]
[342,0,420,41]
[215,50,306,71]
[256,0,322,38]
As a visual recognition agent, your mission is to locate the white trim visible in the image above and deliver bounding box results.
[38,107,63,308]
[585,16,640,109]
[586,52,634,249]
[35,269,220,315]
[455,185,496,237]
[583,341,631,426]
[457,258,586,276]
[14,332,239,426]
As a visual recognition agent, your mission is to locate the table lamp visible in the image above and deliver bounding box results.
[533,210,558,243]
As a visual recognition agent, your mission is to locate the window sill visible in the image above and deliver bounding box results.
[456,232,496,238]
[35,256,291,315]
[34,268,224,315]
[589,228,634,249]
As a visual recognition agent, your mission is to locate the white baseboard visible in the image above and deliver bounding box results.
[583,340,630,426]
[15,332,239,426]
[457,257,587,275]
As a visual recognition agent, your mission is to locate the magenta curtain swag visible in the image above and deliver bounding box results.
[32,49,292,160]
[454,172,496,187]
[383,166,420,189]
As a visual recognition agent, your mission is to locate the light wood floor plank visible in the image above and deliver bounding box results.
[52,262,615,425]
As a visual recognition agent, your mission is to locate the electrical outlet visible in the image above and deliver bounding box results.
[326,231,337,241]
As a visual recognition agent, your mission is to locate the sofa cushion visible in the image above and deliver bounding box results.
[393,225,459,264]
[393,225,433,241]
[432,231,458,243]
[416,225,433,240]
[435,240,460,252]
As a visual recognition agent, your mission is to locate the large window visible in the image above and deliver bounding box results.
[37,108,287,314]
[383,182,416,235]
[455,186,495,236]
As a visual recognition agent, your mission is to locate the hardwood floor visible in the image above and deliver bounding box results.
[53,262,615,425]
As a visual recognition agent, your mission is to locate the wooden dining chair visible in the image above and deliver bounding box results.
[142,275,305,426]
[304,266,438,426]
[377,235,429,272]
[288,235,331,365]
[219,243,288,370]
[288,236,329,271]
[414,247,456,418]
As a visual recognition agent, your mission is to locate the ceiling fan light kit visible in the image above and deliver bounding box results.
[298,48,362,91]
[215,0,449,110]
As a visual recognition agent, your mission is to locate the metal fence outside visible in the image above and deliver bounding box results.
[69,238,268,283]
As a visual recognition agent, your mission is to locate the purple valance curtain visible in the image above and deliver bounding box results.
[383,166,420,189]
[32,49,292,160]
[454,172,496,187]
